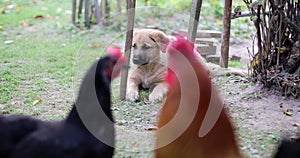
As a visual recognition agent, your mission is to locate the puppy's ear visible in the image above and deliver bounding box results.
[148,31,169,53]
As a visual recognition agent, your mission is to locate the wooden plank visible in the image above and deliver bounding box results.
[119,0,136,100]
[195,38,214,45]
[187,0,203,42]
[220,0,232,68]
[179,30,222,38]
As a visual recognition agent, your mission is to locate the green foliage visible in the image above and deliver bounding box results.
[142,0,191,11]
[206,0,224,19]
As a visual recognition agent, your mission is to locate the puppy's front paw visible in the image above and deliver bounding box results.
[149,92,164,103]
[126,90,139,102]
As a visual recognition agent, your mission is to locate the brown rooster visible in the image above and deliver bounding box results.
[155,35,242,158]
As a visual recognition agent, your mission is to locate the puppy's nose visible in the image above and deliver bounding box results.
[133,54,141,61]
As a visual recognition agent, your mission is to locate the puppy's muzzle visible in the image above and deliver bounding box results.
[133,55,149,65]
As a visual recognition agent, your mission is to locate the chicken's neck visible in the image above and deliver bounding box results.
[66,60,113,126]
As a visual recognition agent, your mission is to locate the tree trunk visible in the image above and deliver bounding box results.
[85,0,90,28]
[72,0,77,24]
[78,0,83,19]
[94,0,102,26]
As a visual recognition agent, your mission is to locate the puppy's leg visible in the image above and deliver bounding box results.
[126,78,140,102]
[149,83,168,103]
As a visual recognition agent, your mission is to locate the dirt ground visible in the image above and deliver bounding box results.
[214,38,300,157]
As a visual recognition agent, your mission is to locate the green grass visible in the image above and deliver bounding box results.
[0,0,125,119]
[229,60,246,69]
[238,128,281,158]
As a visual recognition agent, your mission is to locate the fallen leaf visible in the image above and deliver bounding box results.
[6,5,14,9]
[293,123,300,127]
[65,10,72,15]
[145,126,157,131]
[290,135,300,140]
[116,120,127,125]
[41,7,48,10]
[33,99,41,106]
[284,109,293,116]
[1,8,6,14]
[131,142,138,146]
[56,7,62,13]
[20,21,28,26]
[10,100,17,105]
[4,40,14,44]
[34,15,44,19]
[16,6,22,12]
[91,44,102,48]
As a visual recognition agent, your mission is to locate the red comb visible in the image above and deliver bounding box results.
[106,46,122,59]
[168,35,195,58]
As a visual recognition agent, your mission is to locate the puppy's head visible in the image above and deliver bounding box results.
[132,29,168,65]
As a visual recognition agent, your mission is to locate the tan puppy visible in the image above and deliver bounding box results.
[126,29,169,103]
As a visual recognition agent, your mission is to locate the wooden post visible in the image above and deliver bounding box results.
[84,0,90,28]
[94,0,102,26]
[72,0,76,24]
[220,0,232,68]
[187,0,203,43]
[119,0,136,100]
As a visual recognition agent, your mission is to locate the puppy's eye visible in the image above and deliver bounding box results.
[142,45,151,50]
[132,43,137,49]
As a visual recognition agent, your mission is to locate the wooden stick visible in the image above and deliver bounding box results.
[220,0,232,68]
[119,0,136,100]
[231,10,271,19]
[187,0,203,43]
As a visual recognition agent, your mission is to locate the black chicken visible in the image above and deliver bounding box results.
[274,138,300,158]
[0,115,43,157]
[0,46,126,158]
